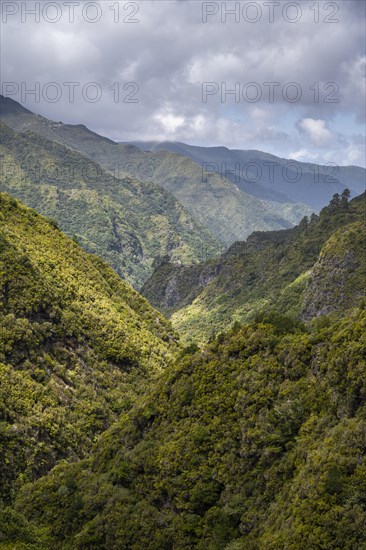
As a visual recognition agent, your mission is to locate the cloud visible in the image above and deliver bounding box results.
[153,110,185,134]
[290,149,320,162]
[0,0,365,165]
[298,118,334,146]
[340,55,366,122]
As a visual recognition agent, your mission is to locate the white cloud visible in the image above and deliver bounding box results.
[154,110,185,133]
[0,0,364,165]
[298,118,334,146]
[290,149,319,162]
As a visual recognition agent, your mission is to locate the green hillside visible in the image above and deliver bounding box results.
[142,193,366,343]
[0,99,365,549]
[0,193,365,549]
[0,96,313,245]
[4,307,365,548]
[0,193,177,505]
[133,149,310,245]
[0,122,220,287]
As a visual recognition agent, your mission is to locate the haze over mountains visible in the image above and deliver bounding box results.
[132,140,366,210]
[1,95,365,288]
[0,97,222,287]
[0,95,316,249]
[1,0,366,546]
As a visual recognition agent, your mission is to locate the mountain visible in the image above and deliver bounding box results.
[132,141,366,210]
[0,192,177,505]
[0,121,220,288]
[4,306,365,548]
[142,192,366,343]
[0,197,365,549]
[1,99,365,550]
[117,148,310,245]
[0,96,314,246]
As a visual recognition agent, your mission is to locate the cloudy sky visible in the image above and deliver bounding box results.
[1,0,365,165]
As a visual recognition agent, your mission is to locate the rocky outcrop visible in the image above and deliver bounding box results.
[302,223,365,320]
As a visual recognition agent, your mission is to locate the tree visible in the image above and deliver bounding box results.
[330,193,341,208]
[341,188,351,207]
[299,216,309,234]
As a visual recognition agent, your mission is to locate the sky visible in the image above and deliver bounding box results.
[1,0,365,166]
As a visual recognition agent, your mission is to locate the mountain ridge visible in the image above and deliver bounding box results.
[131,140,366,208]
[0,121,220,287]
[142,192,366,343]
[1,95,316,246]
[0,186,364,550]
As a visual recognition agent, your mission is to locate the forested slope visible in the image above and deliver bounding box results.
[0,122,219,287]
[0,96,313,246]
[142,192,366,343]
[4,307,365,549]
[0,193,177,506]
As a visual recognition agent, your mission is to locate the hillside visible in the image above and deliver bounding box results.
[142,193,366,343]
[0,193,177,505]
[1,98,365,550]
[4,307,365,548]
[132,141,366,209]
[0,96,313,245]
[0,122,219,287]
[130,148,308,245]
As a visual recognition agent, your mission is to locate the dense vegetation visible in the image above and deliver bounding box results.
[3,306,365,548]
[143,192,366,343]
[0,121,219,287]
[0,193,177,506]
[0,111,364,548]
[123,149,311,245]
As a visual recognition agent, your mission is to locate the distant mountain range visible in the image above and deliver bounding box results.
[1,95,365,290]
[1,95,319,255]
[0,98,222,287]
[1,97,365,550]
[131,140,366,210]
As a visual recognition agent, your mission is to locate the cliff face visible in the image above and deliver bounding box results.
[302,222,366,320]
[141,260,222,315]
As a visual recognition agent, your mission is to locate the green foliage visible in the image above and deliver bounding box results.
[0,100,314,248]
[0,193,177,505]
[8,308,366,548]
[143,193,366,343]
[302,221,366,319]
[0,133,364,550]
[253,310,305,334]
[133,149,310,245]
[0,122,220,287]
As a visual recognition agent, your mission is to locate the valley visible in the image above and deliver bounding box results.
[0,96,365,549]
